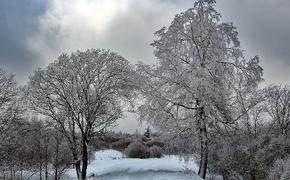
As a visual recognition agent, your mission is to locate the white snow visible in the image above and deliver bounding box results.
[66,149,201,179]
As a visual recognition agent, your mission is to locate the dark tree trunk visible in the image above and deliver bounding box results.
[10,163,13,179]
[222,172,230,180]
[74,158,81,180]
[45,143,48,180]
[81,138,88,180]
[250,171,257,180]
[197,106,209,179]
[54,167,58,180]
[54,136,59,180]
[20,168,23,180]
[39,164,42,180]
[198,137,208,179]
[69,122,81,180]
[71,146,81,180]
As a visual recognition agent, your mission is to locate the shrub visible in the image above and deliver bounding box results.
[145,140,165,148]
[268,158,290,180]
[111,138,132,151]
[125,141,149,159]
[148,145,163,158]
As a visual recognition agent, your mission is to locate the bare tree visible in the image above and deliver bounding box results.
[265,85,290,137]
[0,68,26,179]
[208,89,268,180]
[0,68,23,142]
[136,0,263,178]
[49,129,71,180]
[27,49,135,179]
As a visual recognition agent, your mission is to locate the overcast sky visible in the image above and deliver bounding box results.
[1,0,289,132]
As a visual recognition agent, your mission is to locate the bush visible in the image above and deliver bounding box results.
[268,158,290,180]
[111,138,132,151]
[125,141,149,159]
[148,145,163,158]
[145,140,165,148]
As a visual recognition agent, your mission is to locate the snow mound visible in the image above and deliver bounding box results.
[94,149,125,160]
[66,149,199,178]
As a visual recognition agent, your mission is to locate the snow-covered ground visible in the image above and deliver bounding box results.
[65,149,202,180]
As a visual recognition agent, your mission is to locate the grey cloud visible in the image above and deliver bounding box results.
[0,0,48,82]
[1,0,290,132]
[216,0,290,85]
[26,0,192,66]
[1,0,290,85]
[101,0,193,64]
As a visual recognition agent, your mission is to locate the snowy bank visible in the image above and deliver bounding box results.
[66,149,199,178]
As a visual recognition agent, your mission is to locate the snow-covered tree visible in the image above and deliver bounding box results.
[208,94,269,179]
[136,0,263,178]
[208,86,290,179]
[144,127,151,139]
[0,69,29,179]
[0,68,23,143]
[265,85,290,137]
[27,49,135,180]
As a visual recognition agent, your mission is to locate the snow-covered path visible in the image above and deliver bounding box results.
[97,171,199,180]
[65,149,202,180]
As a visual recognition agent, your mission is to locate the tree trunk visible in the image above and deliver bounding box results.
[71,146,81,180]
[250,170,257,180]
[222,171,231,180]
[197,107,209,179]
[10,163,13,179]
[54,167,58,180]
[45,146,48,180]
[39,164,42,180]
[81,138,88,180]
[198,137,208,179]
[54,138,59,180]
[20,168,23,180]
[3,168,6,179]
[74,158,81,180]
[69,133,81,180]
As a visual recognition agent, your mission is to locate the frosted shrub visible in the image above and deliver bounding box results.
[125,141,149,159]
[111,138,132,151]
[268,158,290,180]
[145,140,165,148]
[148,145,163,158]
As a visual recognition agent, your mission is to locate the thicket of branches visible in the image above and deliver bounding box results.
[0,70,71,180]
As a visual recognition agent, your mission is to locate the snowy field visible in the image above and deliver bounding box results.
[65,149,202,180]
